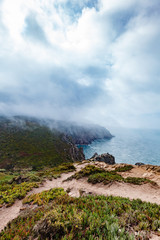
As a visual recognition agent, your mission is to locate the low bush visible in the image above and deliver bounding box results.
[88,171,123,184]
[124,177,156,185]
[114,165,134,172]
[65,164,104,181]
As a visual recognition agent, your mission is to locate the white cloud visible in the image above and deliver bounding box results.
[0,0,160,128]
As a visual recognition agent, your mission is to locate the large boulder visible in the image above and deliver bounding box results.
[91,153,115,165]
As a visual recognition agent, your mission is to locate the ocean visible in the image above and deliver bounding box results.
[80,128,160,166]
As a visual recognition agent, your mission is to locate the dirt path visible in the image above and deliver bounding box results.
[0,163,86,232]
[0,162,160,239]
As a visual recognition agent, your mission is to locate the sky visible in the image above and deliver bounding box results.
[0,0,160,129]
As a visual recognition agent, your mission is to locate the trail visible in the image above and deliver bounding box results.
[0,162,160,240]
[0,163,86,232]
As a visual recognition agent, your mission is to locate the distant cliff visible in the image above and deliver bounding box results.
[59,123,113,144]
[37,118,113,144]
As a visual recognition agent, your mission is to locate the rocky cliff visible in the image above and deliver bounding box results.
[38,118,113,144]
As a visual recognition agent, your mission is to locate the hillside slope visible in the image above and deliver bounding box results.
[0,117,84,170]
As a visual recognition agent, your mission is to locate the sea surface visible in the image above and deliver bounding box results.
[80,128,160,166]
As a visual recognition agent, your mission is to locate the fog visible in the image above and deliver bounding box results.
[0,0,160,129]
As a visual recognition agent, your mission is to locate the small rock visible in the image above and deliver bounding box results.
[66,187,72,193]
[88,192,92,195]
[135,162,145,166]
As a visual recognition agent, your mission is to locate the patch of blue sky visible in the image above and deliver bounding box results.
[54,0,99,22]
[109,9,136,38]
[23,13,48,45]
[66,0,98,13]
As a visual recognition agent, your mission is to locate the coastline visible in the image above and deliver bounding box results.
[80,128,160,166]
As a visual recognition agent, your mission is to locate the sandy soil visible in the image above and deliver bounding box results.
[0,162,160,239]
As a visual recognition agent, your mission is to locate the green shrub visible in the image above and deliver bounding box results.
[88,171,123,184]
[124,177,155,185]
[65,165,104,181]
[114,165,133,172]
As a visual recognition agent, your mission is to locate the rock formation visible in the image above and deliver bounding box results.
[90,152,115,165]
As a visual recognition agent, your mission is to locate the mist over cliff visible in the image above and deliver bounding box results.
[0,115,113,144]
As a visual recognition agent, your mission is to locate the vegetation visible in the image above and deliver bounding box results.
[65,165,104,181]
[88,171,123,184]
[114,165,134,172]
[124,177,156,186]
[66,165,156,186]
[1,188,160,239]
[0,182,39,207]
[0,163,76,207]
[0,172,16,183]
[0,120,78,170]
[36,163,76,180]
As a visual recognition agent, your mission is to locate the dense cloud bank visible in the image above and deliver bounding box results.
[0,0,160,128]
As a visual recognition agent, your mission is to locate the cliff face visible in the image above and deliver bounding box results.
[38,118,113,144]
[66,125,113,144]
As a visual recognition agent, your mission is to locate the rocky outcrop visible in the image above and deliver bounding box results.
[90,153,115,165]
[68,145,85,162]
